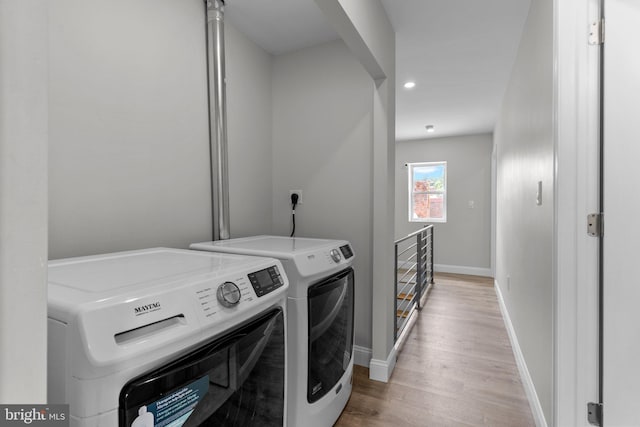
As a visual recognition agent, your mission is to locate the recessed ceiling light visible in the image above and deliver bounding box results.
[403,81,416,89]
[425,125,435,133]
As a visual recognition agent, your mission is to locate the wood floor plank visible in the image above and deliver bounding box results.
[335,273,535,427]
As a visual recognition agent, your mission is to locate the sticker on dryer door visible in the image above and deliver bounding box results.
[131,376,209,427]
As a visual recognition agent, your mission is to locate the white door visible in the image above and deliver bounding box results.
[603,1,640,425]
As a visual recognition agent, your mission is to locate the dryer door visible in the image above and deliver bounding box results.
[119,308,285,427]
[307,268,354,403]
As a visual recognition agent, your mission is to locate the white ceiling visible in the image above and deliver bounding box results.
[224,0,531,141]
[224,0,339,55]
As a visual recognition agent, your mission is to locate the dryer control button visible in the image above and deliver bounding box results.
[330,249,341,263]
[217,282,241,307]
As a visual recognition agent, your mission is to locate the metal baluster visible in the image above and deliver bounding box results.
[393,226,435,342]
[430,227,435,284]
[416,232,423,310]
[394,242,398,342]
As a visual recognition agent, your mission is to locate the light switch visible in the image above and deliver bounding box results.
[536,181,543,205]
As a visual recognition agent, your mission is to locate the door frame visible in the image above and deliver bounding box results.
[554,0,602,425]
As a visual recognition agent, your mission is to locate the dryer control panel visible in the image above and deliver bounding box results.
[339,244,354,259]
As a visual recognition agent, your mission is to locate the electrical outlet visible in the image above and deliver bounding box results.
[289,190,302,205]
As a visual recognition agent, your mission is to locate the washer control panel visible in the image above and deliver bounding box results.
[195,263,285,322]
[216,281,241,307]
[247,266,284,297]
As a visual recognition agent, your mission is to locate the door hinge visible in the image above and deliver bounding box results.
[588,402,603,426]
[587,213,604,237]
[589,19,604,45]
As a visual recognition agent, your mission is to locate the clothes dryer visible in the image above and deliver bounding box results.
[190,236,355,427]
[47,248,288,426]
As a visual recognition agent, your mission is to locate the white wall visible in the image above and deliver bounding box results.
[314,0,396,377]
[48,0,212,259]
[316,0,392,80]
[0,0,48,403]
[271,40,374,349]
[225,21,274,237]
[45,0,393,377]
[494,0,553,422]
[395,134,492,275]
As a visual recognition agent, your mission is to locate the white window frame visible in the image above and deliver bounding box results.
[407,161,447,223]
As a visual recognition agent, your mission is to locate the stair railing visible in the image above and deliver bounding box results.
[394,225,434,342]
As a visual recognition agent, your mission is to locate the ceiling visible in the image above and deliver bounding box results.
[224,0,531,141]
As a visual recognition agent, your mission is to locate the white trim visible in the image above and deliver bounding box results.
[394,303,419,350]
[434,264,493,278]
[366,284,430,381]
[495,280,548,427]
[368,346,397,383]
[353,345,372,368]
[553,0,601,425]
[491,143,497,278]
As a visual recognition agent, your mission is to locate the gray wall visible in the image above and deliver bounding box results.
[494,0,553,421]
[225,22,274,237]
[395,134,492,274]
[48,0,211,259]
[46,0,383,356]
[0,1,48,402]
[313,0,396,368]
[271,40,375,350]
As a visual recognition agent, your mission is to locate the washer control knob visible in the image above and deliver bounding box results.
[330,249,341,263]
[217,282,241,308]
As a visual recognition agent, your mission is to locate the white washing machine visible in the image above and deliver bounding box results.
[47,247,289,426]
[190,236,355,427]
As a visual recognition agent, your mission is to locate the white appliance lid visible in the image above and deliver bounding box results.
[47,248,289,381]
[48,248,250,294]
[197,235,348,258]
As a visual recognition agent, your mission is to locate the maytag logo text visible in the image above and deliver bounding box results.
[134,301,161,316]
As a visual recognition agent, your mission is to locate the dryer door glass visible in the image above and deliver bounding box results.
[119,308,285,427]
[307,267,354,403]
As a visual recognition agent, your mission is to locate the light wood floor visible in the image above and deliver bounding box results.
[335,273,535,427]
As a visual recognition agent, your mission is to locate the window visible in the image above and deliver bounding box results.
[408,161,447,223]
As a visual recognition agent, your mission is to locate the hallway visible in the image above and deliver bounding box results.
[335,273,535,427]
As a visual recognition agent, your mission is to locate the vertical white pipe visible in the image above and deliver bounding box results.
[0,0,48,402]
[206,0,230,240]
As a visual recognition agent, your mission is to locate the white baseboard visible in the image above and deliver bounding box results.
[368,346,397,383]
[494,280,548,427]
[434,264,493,277]
[353,345,372,368]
